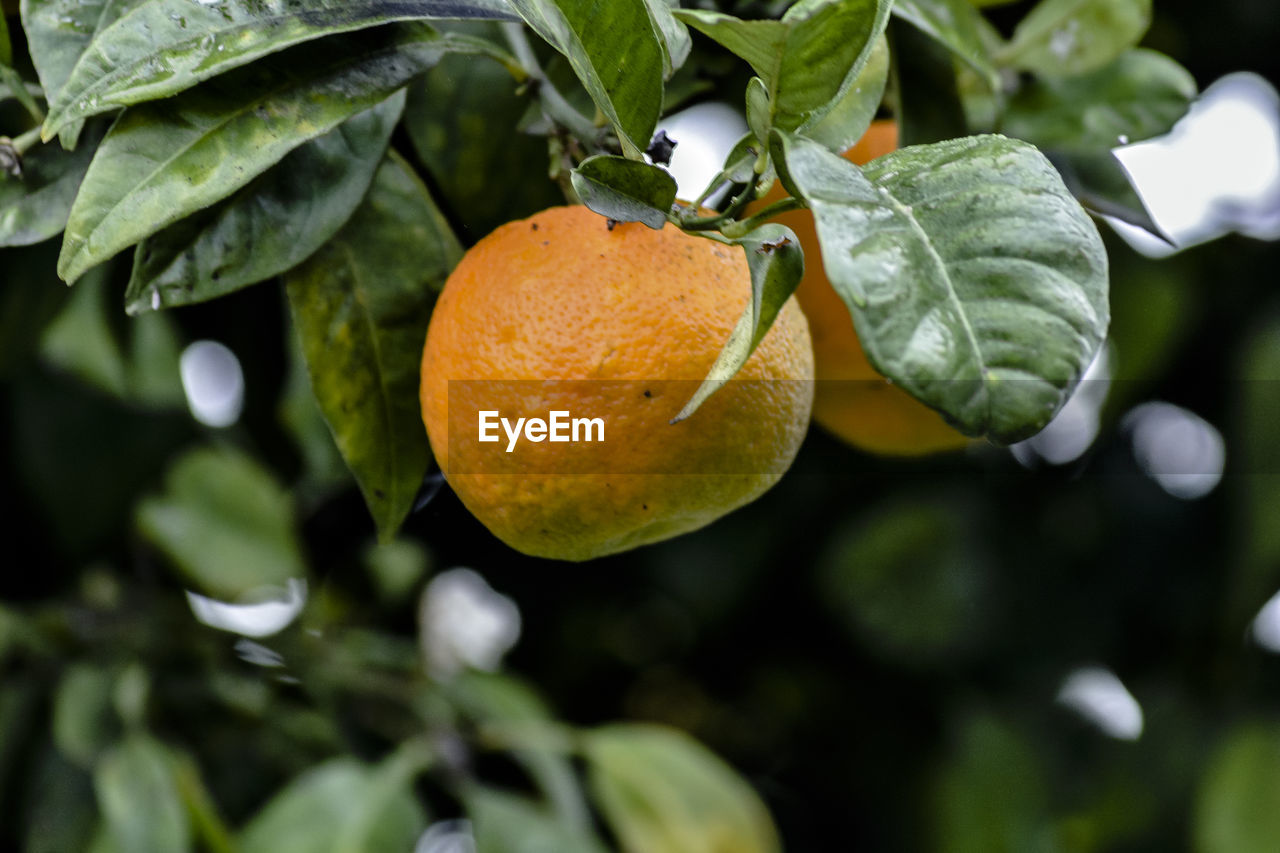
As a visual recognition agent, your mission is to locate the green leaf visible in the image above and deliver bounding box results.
[468,787,609,853]
[674,225,804,422]
[802,34,888,154]
[285,152,461,542]
[58,23,486,283]
[675,0,892,135]
[1002,0,1152,77]
[643,0,692,79]
[40,265,185,407]
[1004,49,1196,153]
[448,672,590,830]
[1003,49,1195,239]
[94,735,192,853]
[42,0,518,138]
[1046,149,1168,240]
[1195,725,1280,853]
[933,714,1052,852]
[0,124,102,247]
[571,155,677,229]
[583,724,781,853]
[771,130,1109,443]
[239,755,428,853]
[404,34,561,242]
[893,0,1000,91]
[20,0,147,148]
[24,750,98,853]
[0,242,68,378]
[0,8,12,67]
[125,90,405,315]
[509,0,665,157]
[52,665,118,768]
[279,321,351,498]
[136,446,306,600]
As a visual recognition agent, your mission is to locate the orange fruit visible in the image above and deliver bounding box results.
[420,205,814,561]
[758,120,970,456]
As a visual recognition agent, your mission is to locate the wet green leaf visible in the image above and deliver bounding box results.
[674,224,804,422]
[1002,0,1152,77]
[42,0,518,138]
[802,34,888,154]
[583,723,781,853]
[771,130,1109,443]
[0,124,102,247]
[571,155,677,229]
[59,24,487,283]
[285,152,461,542]
[20,0,145,148]
[94,735,191,853]
[1005,49,1196,152]
[239,755,428,853]
[404,36,561,242]
[1195,725,1280,853]
[894,0,1000,91]
[1003,49,1193,240]
[468,787,608,853]
[509,0,665,157]
[643,0,692,79]
[125,91,404,315]
[675,0,892,135]
[136,446,306,600]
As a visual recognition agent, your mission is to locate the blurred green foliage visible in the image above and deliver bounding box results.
[2,0,1280,850]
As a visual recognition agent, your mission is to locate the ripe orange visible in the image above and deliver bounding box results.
[758,120,970,456]
[420,205,814,561]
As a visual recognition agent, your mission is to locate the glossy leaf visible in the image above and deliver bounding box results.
[94,735,191,853]
[468,788,609,853]
[0,124,101,247]
[135,446,306,600]
[20,0,147,147]
[1004,49,1195,239]
[675,0,892,134]
[1195,726,1280,853]
[125,91,405,315]
[893,0,1000,91]
[584,723,781,853]
[285,153,461,542]
[1004,49,1196,153]
[509,0,666,157]
[643,0,692,79]
[42,0,519,138]
[802,34,889,154]
[404,38,561,241]
[571,155,677,229]
[58,24,486,283]
[1002,0,1152,77]
[674,225,804,422]
[771,131,1109,443]
[239,756,427,853]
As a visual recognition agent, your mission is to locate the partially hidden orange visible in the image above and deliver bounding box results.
[420,205,814,561]
[758,120,970,456]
